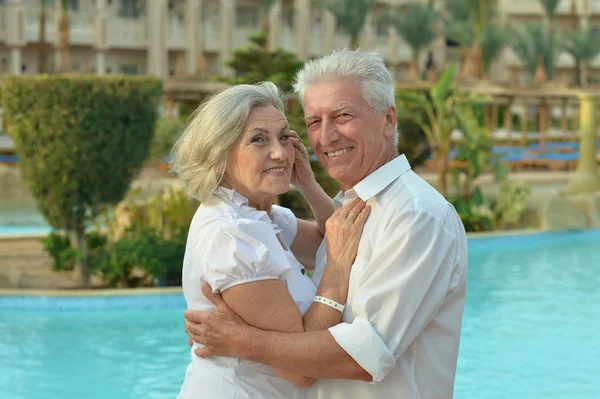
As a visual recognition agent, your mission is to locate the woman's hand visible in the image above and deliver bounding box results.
[325,199,371,270]
[289,131,317,193]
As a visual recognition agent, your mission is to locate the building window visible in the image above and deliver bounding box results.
[119,0,145,18]
[121,65,138,75]
[235,5,259,28]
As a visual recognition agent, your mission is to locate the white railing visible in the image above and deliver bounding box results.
[107,17,147,48]
[69,11,94,45]
[203,23,220,52]
[280,24,295,54]
[232,26,256,49]
[166,16,186,50]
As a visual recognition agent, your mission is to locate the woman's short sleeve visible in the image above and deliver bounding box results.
[203,218,292,293]
[271,205,298,249]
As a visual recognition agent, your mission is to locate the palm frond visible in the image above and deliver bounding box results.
[481,24,511,72]
[511,23,561,79]
[316,0,377,44]
[562,27,600,65]
[537,0,561,21]
[382,4,439,55]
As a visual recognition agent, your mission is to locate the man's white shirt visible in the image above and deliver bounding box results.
[310,155,468,399]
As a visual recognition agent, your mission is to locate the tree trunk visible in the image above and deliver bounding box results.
[580,63,588,87]
[39,10,47,74]
[409,53,419,81]
[436,151,448,197]
[58,9,72,73]
[350,34,360,51]
[470,44,482,80]
[74,227,90,288]
[458,48,469,79]
[533,53,547,84]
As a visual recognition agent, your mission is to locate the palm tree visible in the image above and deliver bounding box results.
[315,0,377,49]
[480,24,512,79]
[39,0,49,73]
[382,3,439,80]
[445,0,502,80]
[562,27,600,86]
[511,23,560,81]
[58,0,72,73]
[533,0,561,82]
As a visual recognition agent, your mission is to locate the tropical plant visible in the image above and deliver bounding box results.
[538,0,561,24]
[2,75,163,287]
[381,3,439,80]
[493,181,532,229]
[396,64,491,197]
[561,27,600,86]
[445,0,504,79]
[315,0,377,49]
[511,23,560,81]
[217,33,303,92]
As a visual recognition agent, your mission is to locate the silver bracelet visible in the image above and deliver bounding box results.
[313,295,346,313]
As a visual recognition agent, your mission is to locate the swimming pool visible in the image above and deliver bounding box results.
[1,229,599,398]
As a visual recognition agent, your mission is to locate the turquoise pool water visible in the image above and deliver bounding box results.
[1,229,599,398]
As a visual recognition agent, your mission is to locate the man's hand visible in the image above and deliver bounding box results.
[184,283,251,358]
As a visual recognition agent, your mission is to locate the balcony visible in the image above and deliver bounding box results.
[107,17,147,49]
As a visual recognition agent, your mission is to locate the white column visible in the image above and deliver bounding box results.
[269,0,283,52]
[360,12,375,50]
[6,0,25,75]
[185,0,203,75]
[324,9,335,52]
[94,0,108,76]
[293,0,310,59]
[147,0,168,78]
[219,0,234,77]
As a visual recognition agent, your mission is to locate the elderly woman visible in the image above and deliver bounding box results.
[172,82,370,399]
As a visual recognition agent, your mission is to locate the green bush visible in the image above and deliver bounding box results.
[88,227,186,288]
[41,230,107,272]
[493,181,532,229]
[2,75,162,286]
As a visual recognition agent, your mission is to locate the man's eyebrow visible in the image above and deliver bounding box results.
[331,104,349,113]
[305,105,349,119]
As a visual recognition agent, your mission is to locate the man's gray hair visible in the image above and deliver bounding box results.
[170,82,286,202]
[293,48,399,145]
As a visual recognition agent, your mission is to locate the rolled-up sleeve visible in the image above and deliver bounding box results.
[327,210,462,382]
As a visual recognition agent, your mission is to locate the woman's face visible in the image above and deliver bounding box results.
[222,105,294,209]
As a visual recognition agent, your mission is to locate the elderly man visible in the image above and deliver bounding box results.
[185,49,468,398]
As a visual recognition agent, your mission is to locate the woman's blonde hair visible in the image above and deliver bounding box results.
[170,82,286,202]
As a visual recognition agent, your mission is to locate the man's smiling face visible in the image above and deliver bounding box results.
[303,78,396,191]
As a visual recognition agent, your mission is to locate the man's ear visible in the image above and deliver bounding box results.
[383,106,397,139]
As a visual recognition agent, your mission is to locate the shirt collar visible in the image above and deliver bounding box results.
[214,186,282,235]
[334,154,411,206]
[215,186,250,207]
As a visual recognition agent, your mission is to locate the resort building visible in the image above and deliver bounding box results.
[0,1,599,82]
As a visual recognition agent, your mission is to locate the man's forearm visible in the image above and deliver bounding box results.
[239,327,371,381]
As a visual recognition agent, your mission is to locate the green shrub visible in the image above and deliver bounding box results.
[493,181,532,228]
[41,230,108,272]
[88,227,186,288]
[3,75,162,286]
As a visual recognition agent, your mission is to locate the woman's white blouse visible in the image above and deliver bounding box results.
[178,187,317,399]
